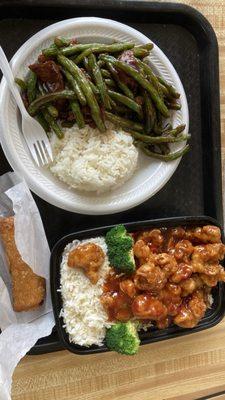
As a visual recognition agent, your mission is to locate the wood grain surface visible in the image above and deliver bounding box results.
[11,1,225,399]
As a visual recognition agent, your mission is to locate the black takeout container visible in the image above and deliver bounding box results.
[50,216,225,355]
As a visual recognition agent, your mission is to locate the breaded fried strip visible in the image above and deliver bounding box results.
[0,216,46,312]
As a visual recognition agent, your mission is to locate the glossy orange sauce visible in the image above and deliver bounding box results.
[101,226,225,329]
[102,274,133,321]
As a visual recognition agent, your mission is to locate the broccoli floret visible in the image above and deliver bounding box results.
[105,225,135,273]
[105,322,140,355]
[106,224,132,243]
[108,249,135,272]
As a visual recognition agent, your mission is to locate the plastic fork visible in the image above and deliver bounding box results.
[0,46,53,166]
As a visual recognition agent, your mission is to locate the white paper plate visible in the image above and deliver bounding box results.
[0,17,189,215]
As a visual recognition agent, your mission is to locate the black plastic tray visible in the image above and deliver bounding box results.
[0,1,222,354]
[51,216,225,355]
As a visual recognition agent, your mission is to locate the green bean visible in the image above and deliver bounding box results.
[28,90,76,116]
[62,68,86,106]
[153,123,163,135]
[139,144,190,161]
[70,100,85,129]
[45,104,58,119]
[74,43,134,64]
[130,131,190,144]
[83,57,92,76]
[36,112,50,133]
[108,90,142,116]
[88,53,111,109]
[158,82,171,98]
[152,111,164,135]
[57,55,106,132]
[133,48,149,58]
[105,111,144,132]
[27,71,37,104]
[104,78,116,88]
[62,43,99,56]
[101,69,111,78]
[135,43,154,51]
[156,110,163,129]
[143,91,156,134]
[89,80,99,95]
[73,48,94,64]
[77,65,100,95]
[54,37,71,48]
[105,61,134,99]
[97,59,105,68]
[108,98,130,114]
[38,83,59,118]
[114,104,130,114]
[162,124,186,137]
[35,88,52,135]
[42,44,58,58]
[137,59,162,95]
[74,53,98,68]
[64,42,134,59]
[61,121,75,128]
[109,97,117,108]
[166,102,181,110]
[42,109,64,139]
[15,78,27,91]
[157,76,180,99]
[101,55,169,117]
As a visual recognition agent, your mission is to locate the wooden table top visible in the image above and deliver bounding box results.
[11,1,225,399]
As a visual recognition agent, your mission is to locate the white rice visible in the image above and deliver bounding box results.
[50,124,138,193]
[208,293,213,307]
[60,237,113,347]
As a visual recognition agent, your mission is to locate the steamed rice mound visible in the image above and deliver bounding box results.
[50,125,138,193]
[60,237,113,346]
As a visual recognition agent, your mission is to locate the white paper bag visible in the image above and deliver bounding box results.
[0,172,55,399]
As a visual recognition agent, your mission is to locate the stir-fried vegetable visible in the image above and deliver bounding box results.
[15,36,190,161]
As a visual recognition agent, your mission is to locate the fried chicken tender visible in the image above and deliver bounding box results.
[166,227,186,253]
[68,242,105,284]
[191,243,225,274]
[101,291,132,321]
[158,283,182,316]
[138,229,164,247]
[180,274,203,296]
[0,216,46,312]
[133,239,153,263]
[185,225,222,244]
[170,263,193,283]
[132,294,167,320]
[120,279,136,298]
[134,262,167,292]
[174,290,207,328]
[218,265,225,281]
[199,264,225,287]
[171,227,186,239]
[154,253,178,278]
[199,274,218,287]
[174,240,194,262]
